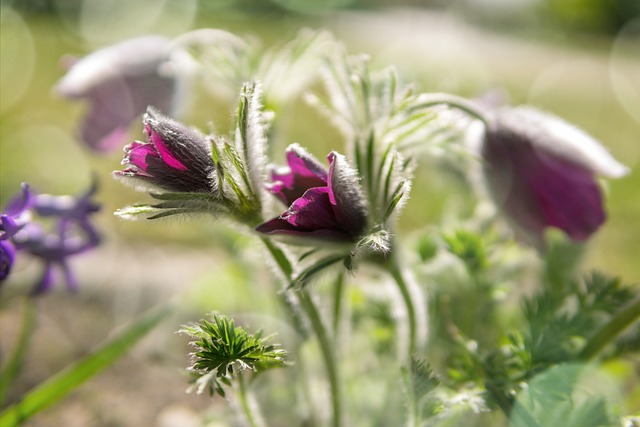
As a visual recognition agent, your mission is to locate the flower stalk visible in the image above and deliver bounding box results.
[0,298,36,404]
[298,290,343,427]
[410,92,490,125]
[386,258,426,358]
[236,373,267,427]
[260,239,342,427]
[578,294,640,360]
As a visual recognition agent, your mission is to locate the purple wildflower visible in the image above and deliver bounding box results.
[55,36,182,152]
[256,143,367,243]
[1,183,33,280]
[114,107,216,194]
[480,107,629,246]
[1,184,101,294]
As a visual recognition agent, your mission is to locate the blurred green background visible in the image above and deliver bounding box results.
[2,0,639,279]
[1,0,639,425]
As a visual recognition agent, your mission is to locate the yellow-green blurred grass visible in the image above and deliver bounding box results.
[1,8,639,282]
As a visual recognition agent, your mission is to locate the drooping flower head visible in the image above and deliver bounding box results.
[114,107,216,194]
[1,183,101,294]
[480,106,629,247]
[55,36,183,152]
[256,143,368,243]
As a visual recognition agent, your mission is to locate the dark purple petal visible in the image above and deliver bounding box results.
[283,188,340,230]
[1,240,16,280]
[3,183,33,217]
[483,122,606,242]
[269,144,328,205]
[255,217,354,241]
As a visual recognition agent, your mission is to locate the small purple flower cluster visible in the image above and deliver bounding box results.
[0,183,101,294]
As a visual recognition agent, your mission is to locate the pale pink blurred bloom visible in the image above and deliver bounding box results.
[56,36,185,152]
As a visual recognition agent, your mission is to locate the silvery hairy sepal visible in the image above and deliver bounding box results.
[480,106,629,248]
[56,36,186,152]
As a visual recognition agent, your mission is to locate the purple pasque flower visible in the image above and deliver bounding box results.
[1,183,101,294]
[256,143,368,243]
[114,107,216,194]
[1,183,33,280]
[480,106,629,246]
[55,36,183,152]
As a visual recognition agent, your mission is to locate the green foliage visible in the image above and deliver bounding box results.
[402,358,443,425]
[442,270,639,426]
[0,306,169,426]
[180,313,289,398]
[442,229,488,275]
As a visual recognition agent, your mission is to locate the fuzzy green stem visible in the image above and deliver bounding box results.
[405,385,419,427]
[236,373,266,427]
[260,238,341,427]
[0,298,36,405]
[298,290,342,427]
[411,93,489,125]
[332,273,345,336]
[387,260,420,358]
[579,295,640,360]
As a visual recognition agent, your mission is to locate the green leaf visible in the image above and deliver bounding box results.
[0,299,36,405]
[181,313,289,397]
[290,254,346,289]
[0,306,170,426]
[113,204,158,220]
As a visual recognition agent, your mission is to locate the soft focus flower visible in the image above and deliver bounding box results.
[1,183,101,294]
[1,183,33,280]
[114,107,216,194]
[56,36,183,152]
[480,106,629,246]
[256,143,367,242]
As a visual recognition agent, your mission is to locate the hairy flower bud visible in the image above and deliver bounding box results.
[480,106,629,246]
[114,107,217,194]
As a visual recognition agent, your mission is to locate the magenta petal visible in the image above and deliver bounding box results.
[269,144,328,205]
[284,187,340,230]
[285,147,328,183]
[147,127,189,171]
[125,141,158,172]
